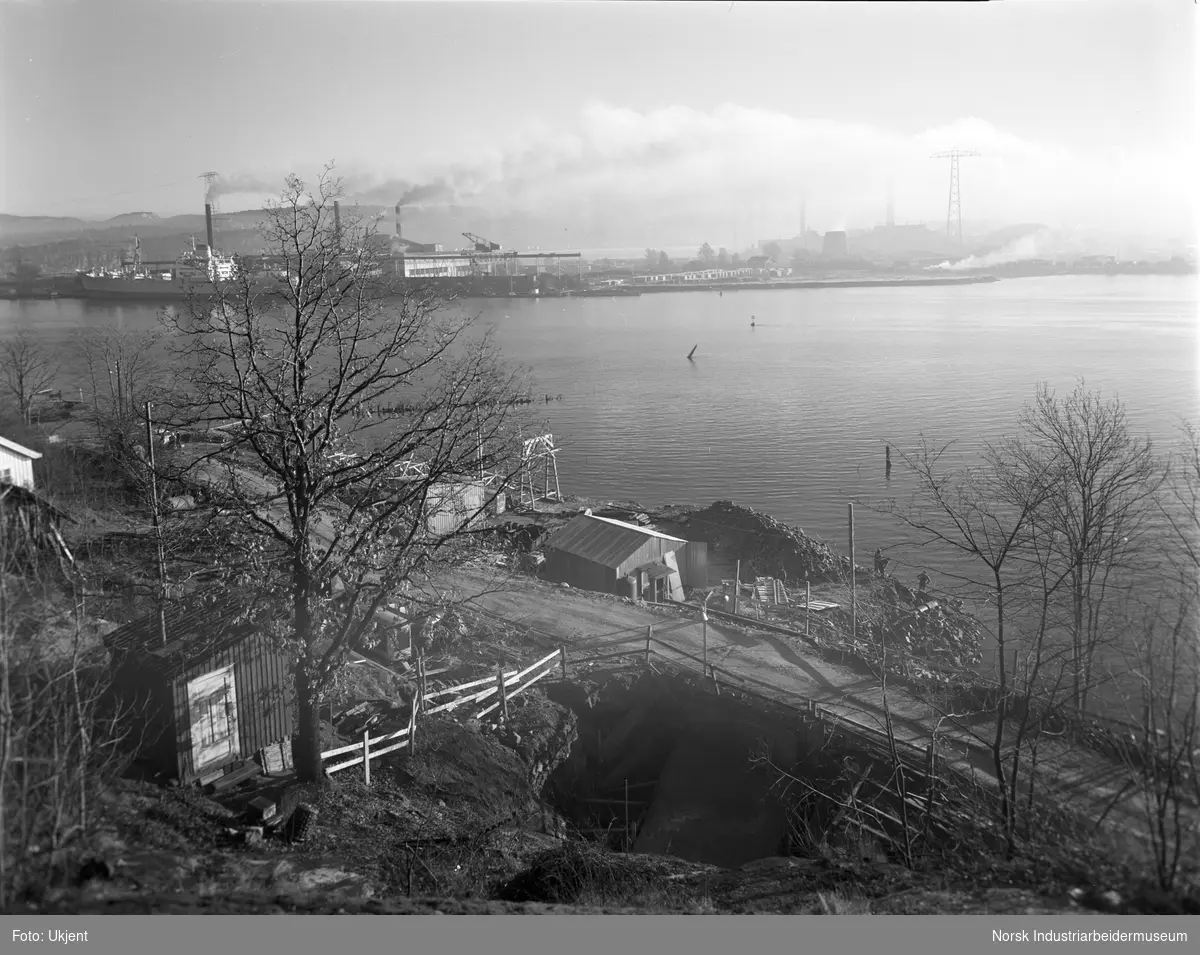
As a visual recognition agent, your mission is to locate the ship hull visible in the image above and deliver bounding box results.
[77,272,539,301]
[77,273,225,300]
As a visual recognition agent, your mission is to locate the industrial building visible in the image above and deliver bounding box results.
[104,594,294,785]
[541,513,707,601]
[822,231,849,258]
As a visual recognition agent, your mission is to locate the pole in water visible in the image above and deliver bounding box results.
[885,444,892,475]
[750,315,756,327]
[687,344,697,361]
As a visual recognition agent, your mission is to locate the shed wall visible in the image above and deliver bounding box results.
[0,447,35,489]
[542,548,618,594]
[170,631,293,782]
[426,481,488,536]
[614,536,681,579]
[677,541,709,589]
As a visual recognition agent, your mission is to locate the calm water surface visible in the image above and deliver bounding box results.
[3,275,1196,606]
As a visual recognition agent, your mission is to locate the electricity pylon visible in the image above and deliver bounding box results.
[930,149,979,245]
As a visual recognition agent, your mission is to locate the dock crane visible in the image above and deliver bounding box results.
[462,232,502,252]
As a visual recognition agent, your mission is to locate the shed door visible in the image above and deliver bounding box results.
[186,664,239,772]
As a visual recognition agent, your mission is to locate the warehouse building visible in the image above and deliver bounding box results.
[541,512,707,601]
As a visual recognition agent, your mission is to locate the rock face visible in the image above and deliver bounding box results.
[502,695,579,794]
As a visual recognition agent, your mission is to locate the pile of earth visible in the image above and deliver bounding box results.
[681,501,859,583]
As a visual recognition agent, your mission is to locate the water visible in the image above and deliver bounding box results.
[3,275,1196,623]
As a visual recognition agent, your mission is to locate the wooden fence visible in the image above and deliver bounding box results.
[319,647,562,783]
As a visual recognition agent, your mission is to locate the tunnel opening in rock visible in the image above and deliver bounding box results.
[541,670,863,870]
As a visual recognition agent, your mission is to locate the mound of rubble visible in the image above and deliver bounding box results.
[683,501,857,582]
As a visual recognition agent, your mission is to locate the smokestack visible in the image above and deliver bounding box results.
[333,201,341,252]
[204,203,215,253]
[394,201,402,239]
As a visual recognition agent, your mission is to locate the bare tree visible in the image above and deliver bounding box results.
[1009,381,1161,711]
[0,331,59,427]
[73,328,170,492]
[0,539,135,906]
[872,437,1057,839]
[1110,422,1200,891]
[166,167,533,784]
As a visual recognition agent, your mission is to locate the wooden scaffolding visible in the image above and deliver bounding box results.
[517,433,562,510]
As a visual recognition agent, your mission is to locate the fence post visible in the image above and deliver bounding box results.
[624,778,630,853]
[806,580,811,641]
[559,645,568,680]
[362,729,371,787]
[497,664,509,724]
[924,742,936,820]
[645,626,652,666]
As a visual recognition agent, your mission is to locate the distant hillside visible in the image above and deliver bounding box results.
[0,214,91,241]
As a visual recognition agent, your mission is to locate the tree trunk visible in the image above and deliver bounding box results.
[992,573,1011,835]
[294,653,325,784]
[292,556,326,785]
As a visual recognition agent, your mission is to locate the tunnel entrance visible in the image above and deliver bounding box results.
[542,670,829,870]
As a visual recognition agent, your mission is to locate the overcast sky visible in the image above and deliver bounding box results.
[1,0,1195,245]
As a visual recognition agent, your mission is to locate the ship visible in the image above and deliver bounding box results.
[75,202,273,301]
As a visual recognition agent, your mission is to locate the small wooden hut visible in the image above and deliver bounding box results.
[104,593,294,785]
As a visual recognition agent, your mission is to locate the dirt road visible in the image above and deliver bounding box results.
[434,564,1185,850]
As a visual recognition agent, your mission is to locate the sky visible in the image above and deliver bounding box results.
[1,0,1196,250]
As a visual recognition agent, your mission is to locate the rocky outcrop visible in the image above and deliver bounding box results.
[500,695,579,793]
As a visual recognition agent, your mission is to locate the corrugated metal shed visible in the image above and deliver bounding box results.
[106,593,294,783]
[543,514,687,569]
[0,435,42,490]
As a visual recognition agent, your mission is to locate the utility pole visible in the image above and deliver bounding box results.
[930,148,980,245]
[145,402,168,646]
[848,503,856,645]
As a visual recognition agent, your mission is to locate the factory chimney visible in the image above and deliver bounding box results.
[394,201,402,239]
[204,203,215,254]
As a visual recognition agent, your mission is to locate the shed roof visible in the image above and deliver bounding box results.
[105,591,284,677]
[543,514,687,568]
[0,435,42,461]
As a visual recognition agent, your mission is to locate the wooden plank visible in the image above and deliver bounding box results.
[424,670,517,701]
[366,725,411,747]
[476,663,555,720]
[371,738,410,759]
[512,648,562,683]
[321,739,365,760]
[326,752,370,774]
[572,649,644,666]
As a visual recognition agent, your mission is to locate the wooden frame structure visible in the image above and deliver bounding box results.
[517,433,562,510]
